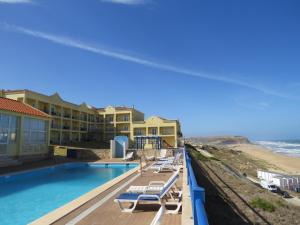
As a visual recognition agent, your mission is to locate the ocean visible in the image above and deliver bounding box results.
[256,140,300,158]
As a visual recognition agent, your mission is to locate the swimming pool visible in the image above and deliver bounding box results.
[0,163,138,225]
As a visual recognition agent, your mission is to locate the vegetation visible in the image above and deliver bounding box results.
[186,144,219,162]
[275,199,287,208]
[249,197,276,212]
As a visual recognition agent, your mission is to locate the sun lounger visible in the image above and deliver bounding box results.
[114,171,181,213]
[127,170,180,194]
[149,152,183,172]
[150,205,165,225]
[156,149,168,160]
[124,152,134,161]
[146,155,155,161]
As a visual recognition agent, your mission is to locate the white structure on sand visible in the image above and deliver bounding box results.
[257,170,300,191]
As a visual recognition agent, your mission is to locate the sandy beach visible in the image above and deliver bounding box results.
[229,143,300,175]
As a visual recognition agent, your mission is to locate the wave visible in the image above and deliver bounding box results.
[256,140,300,157]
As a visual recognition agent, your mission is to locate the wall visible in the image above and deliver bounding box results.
[75,149,111,160]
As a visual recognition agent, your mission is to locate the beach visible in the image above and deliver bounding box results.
[229,143,300,175]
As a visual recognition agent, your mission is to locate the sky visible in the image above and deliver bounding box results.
[0,0,300,140]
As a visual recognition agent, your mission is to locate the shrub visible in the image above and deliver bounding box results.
[250,197,276,212]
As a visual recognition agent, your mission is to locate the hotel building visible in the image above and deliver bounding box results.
[3,90,182,148]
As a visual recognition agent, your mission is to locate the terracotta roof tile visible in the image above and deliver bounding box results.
[0,97,50,119]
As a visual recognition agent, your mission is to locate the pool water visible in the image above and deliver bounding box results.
[0,163,137,225]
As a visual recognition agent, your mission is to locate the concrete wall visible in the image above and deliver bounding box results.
[75,149,111,160]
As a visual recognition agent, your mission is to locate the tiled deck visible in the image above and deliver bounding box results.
[53,166,182,225]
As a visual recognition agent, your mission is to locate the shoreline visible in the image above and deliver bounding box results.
[228,143,300,175]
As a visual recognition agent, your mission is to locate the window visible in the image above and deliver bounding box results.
[150,128,157,135]
[0,113,19,145]
[0,128,8,144]
[23,118,47,146]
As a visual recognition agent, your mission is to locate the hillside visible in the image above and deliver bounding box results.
[186,136,251,146]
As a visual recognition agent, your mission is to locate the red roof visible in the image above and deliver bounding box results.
[0,97,50,119]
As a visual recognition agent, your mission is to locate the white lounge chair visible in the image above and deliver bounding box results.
[150,153,183,172]
[127,170,181,195]
[150,206,165,225]
[114,172,181,214]
[124,152,134,161]
[145,155,155,161]
[156,149,168,160]
[153,164,179,173]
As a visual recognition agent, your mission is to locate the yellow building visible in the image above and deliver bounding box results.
[97,105,144,142]
[4,90,182,148]
[132,116,181,148]
[97,106,181,148]
[0,97,51,162]
[4,90,104,145]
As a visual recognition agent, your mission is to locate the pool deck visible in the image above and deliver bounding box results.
[53,162,182,225]
[0,158,183,225]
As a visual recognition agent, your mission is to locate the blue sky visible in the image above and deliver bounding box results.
[1,0,300,140]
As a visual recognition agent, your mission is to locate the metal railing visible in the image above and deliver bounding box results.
[184,146,209,225]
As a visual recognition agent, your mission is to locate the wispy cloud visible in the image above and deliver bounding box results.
[0,23,297,100]
[0,0,32,4]
[101,0,150,5]
[237,101,271,111]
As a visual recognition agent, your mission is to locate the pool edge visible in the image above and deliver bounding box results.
[28,162,142,225]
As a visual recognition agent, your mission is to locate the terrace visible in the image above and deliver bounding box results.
[0,147,208,225]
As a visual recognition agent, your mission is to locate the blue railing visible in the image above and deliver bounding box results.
[184,146,209,225]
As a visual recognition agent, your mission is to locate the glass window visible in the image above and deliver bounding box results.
[24,118,31,130]
[0,114,9,128]
[9,116,17,129]
[22,118,48,145]
[0,128,8,144]
[9,129,17,143]
[0,145,6,154]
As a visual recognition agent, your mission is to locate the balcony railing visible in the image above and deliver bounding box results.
[184,147,209,225]
[51,124,61,129]
[160,131,175,135]
[117,128,129,132]
[72,116,80,120]
[80,116,88,121]
[63,114,71,118]
[62,125,70,130]
[116,117,130,122]
[41,109,49,114]
[51,111,61,117]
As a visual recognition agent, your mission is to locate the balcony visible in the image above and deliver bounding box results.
[80,116,88,121]
[63,114,71,119]
[41,109,49,114]
[72,116,80,120]
[80,127,87,131]
[51,111,61,117]
[96,117,104,123]
[116,118,130,122]
[117,129,129,132]
[62,125,70,130]
[105,128,115,132]
[160,131,175,135]
[51,124,61,129]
